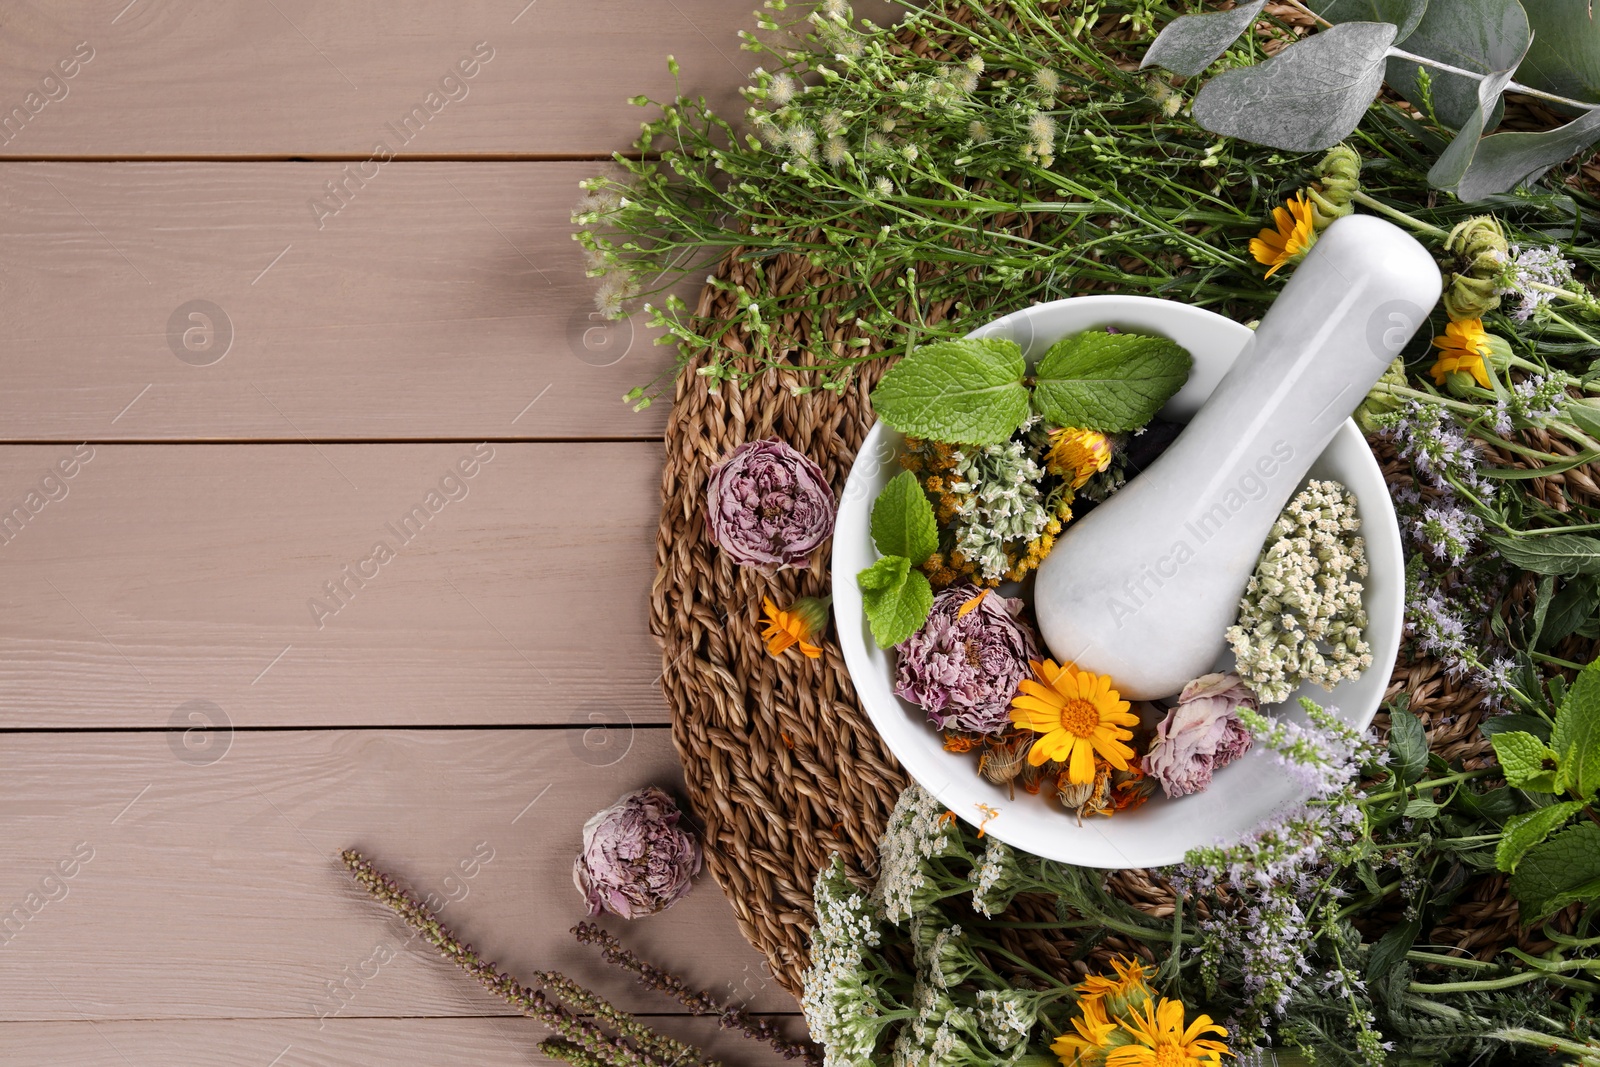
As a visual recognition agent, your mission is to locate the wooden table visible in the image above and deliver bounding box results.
[0,3,804,1062]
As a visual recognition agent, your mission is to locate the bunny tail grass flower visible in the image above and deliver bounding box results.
[339,849,712,1067]
[1249,193,1317,278]
[762,595,830,659]
[1010,659,1137,784]
[573,922,822,1066]
[574,786,702,919]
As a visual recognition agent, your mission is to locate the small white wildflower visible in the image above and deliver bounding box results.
[1033,68,1060,95]
[768,73,796,105]
[823,135,850,167]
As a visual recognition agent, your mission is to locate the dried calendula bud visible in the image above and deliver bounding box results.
[1306,143,1361,230]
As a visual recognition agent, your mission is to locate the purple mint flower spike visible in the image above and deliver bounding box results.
[706,439,836,571]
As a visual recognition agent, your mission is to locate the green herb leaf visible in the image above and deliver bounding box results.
[871,470,939,565]
[1365,918,1421,988]
[1140,1,1267,78]
[860,563,933,650]
[1385,0,1528,129]
[1544,577,1600,650]
[1481,713,1551,744]
[1496,800,1587,873]
[869,339,1028,445]
[1031,331,1192,433]
[1454,108,1600,201]
[1553,658,1600,800]
[857,554,910,593]
[1510,821,1600,921]
[1403,798,1441,819]
[1487,532,1600,576]
[1388,707,1429,785]
[1491,730,1560,792]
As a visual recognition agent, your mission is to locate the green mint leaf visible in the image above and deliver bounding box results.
[1402,798,1440,819]
[869,339,1028,445]
[1364,918,1420,987]
[1491,730,1560,793]
[1496,800,1587,873]
[1486,532,1600,577]
[1031,330,1192,433]
[861,565,933,649]
[871,470,939,565]
[1481,713,1551,744]
[1510,821,1600,922]
[857,554,910,593]
[1553,657,1600,799]
[1388,708,1429,786]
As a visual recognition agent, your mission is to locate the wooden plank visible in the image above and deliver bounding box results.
[0,729,798,1019]
[0,0,756,158]
[0,1017,805,1067]
[0,443,680,729]
[0,162,688,441]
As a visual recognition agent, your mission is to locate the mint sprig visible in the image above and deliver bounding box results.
[857,470,938,649]
[868,329,1193,444]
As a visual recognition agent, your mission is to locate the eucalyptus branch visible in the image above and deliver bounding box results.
[1386,47,1600,114]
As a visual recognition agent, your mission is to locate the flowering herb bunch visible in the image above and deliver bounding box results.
[804,692,1600,1067]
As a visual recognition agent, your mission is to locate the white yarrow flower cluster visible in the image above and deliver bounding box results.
[948,418,1051,582]
[874,783,960,922]
[802,857,892,1067]
[969,837,1021,918]
[1226,480,1371,703]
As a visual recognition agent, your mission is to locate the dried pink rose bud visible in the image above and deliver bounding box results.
[894,586,1039,736]
[573,786,702,920]
[706,439,836,571]
[1141,673,1257,799]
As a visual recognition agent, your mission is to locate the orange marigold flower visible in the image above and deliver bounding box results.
[1047,427,1113,489]
[1249,192,1317,278]
[1430,318,1493,389]
[760,596,829,659]
[1011,660,1137,784]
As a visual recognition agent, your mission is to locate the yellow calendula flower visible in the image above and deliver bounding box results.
[1077,956,1155,1019]
[1048,427,1113,489]
[1106,997,1231,1067]
[1051,995,1118,1067]
[760,596,829,659]
[1010,660,1137,784]
[1429,318,1493,389]
[1249,193,1317,278]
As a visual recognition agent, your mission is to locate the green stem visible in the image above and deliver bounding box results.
[1349,190,1449,240]
[1406,950,1501,972]
[1550,311,1600,349]
[1410,970,1600,994]
[1487,1027,1600,1058]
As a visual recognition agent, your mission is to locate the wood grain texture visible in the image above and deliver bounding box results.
[0,0,755,158]
[0,1017,804,1067]
[0,162,691,441]
[0,442,683,729]
[0,729,797,1020]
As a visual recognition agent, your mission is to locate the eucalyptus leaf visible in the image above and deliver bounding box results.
[1428,63,1520,189]
[1521,1,1600,108]
[1386,0,1530,129]
[1141,1,1268,78]
[1455,106,1600,201]
[1305,0,1429,42]
[1191,22,1397,152]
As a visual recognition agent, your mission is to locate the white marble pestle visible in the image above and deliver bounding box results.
[1032,214,1441,700]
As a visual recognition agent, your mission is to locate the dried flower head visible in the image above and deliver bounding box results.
[894,585,1038,735]
[761,595,830,659]
[706,438,836,571]
[1141,673,1257,799]
[1046,427,1113,489]
[573,786,702,920]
